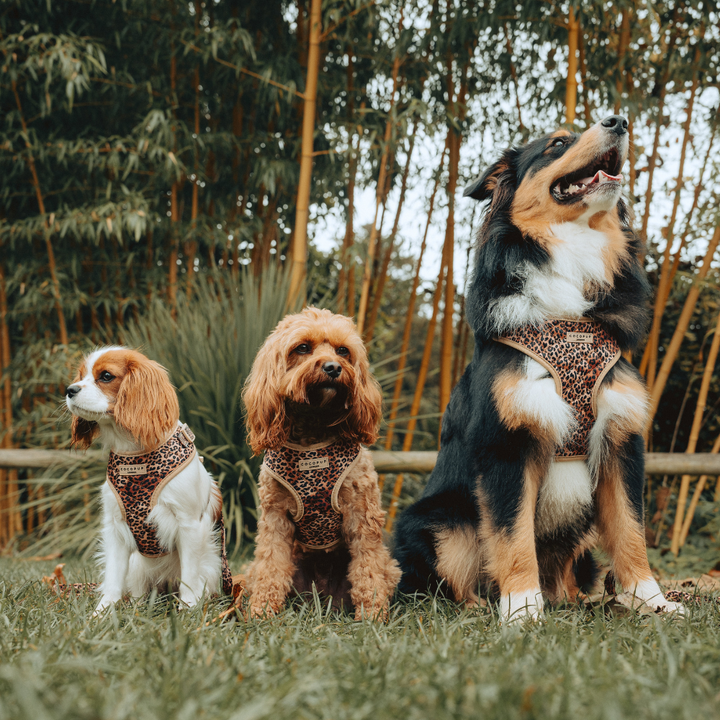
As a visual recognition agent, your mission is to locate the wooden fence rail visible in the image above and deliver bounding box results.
[1,449,720,476]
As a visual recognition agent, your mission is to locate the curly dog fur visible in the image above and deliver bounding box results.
[242,307,400,619]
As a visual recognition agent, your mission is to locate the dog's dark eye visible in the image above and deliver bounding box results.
[97,371,115,383]
[336,346,349,357]
[294,343,311,355]
[552,138,565,148]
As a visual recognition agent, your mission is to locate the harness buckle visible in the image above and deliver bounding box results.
[179,423,196,447]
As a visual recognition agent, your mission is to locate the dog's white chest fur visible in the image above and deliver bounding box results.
[535,460,593,536]
[489,219,611,333]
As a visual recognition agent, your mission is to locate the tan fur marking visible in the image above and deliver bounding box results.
[595,457,653,589]
[434,526,482,604]
[480,462,543,597]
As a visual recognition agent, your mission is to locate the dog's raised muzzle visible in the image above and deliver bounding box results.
[601,115,628,136]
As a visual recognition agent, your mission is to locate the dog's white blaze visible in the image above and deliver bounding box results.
[499,588,544,623]
[588,384,648,480]
[65,345,126,418]
[535,460,593,537]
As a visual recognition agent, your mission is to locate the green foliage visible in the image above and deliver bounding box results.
[1,558,720,720]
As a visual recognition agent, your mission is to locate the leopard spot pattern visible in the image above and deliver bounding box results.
[263,440,361,550]
[497,320,620,458]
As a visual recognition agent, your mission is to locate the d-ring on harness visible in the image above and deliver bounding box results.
[495,319,621,459]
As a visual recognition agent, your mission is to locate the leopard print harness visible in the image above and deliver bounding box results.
[107,423,232,595]
[496,319,621,459]
[262,440,361,551]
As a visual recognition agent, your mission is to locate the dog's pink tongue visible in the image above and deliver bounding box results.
[583,170,622,185]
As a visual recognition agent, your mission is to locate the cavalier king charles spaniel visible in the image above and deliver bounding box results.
[241,307,400,619]
[66,346,231,615]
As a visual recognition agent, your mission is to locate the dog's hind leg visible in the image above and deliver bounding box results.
[434,524,482,607]
[595,434,684,614]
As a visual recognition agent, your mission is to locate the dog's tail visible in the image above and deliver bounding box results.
[573,550,599,594]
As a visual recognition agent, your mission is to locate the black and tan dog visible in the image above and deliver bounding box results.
[394,116,684,623]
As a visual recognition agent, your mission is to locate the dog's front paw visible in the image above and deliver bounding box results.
[354,603,389,622]
[248,602,277,619]
[92,595,119,617]
[499,589,544,625]
[619,579,687,616]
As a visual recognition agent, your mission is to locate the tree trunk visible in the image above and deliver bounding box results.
[648,224,720,421]
[670,307,720,555]
[564,7,579,124]
[288,0,322,308]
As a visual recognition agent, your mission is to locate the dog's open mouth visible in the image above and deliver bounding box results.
[551,147,622,203]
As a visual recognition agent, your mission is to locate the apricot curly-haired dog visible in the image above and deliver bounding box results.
[242,307,400,619]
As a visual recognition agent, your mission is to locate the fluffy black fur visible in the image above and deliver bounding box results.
[394,120,652,607]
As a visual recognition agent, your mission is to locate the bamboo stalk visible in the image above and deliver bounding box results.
[577,20,592,125]
[679,432,720,547]
[364,126,418,343]
[614,11,630,114]
[639,19,679,240]
[648,224,720,421]
[337,52,357,315]
[288,0,322,308]
[386,239,450,529]
[564,6,579,124]
[11,81,68,345]
[357,12,403,335]
[379,147,448,492]
[670,307,720,555]
[502,23,524,133]
[643,43,701,389]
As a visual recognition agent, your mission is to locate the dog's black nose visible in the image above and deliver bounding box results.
[322,362,342,379]
[601,115,628,136]
[65,384,81,399]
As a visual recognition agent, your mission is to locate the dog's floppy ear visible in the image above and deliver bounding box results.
[70,415,99,450]
[114,355,179,449]
[345,349,383,446]
[464,150,516,202]
[242,335,288,455]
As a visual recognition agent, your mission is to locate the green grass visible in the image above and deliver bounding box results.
[1,560,719,720]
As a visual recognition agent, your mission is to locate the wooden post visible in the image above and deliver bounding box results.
[288,0,322,308]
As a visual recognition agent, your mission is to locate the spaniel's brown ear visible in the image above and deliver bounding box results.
[242,335,288,455]
[345,349,383,446]
[70,415,99,450]
[114,356,179,449]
